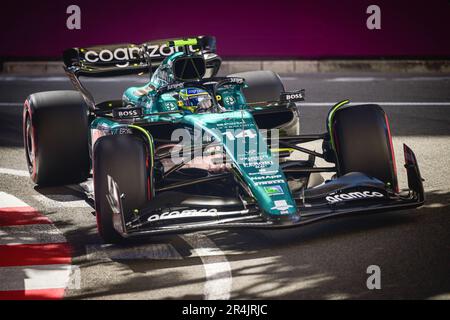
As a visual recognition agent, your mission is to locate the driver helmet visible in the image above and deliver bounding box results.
[179,88,212,113]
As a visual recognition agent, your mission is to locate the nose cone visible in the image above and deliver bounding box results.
[182,111,298,219]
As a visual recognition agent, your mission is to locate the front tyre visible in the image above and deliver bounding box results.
[93,134,150,243]
[329,103,398,191]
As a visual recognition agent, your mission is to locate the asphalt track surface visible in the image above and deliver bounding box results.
[0,73,449,299]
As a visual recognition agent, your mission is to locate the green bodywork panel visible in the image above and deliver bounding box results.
[181,111,297,217]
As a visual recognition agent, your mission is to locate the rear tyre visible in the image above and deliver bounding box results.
[93,134,150,243]
[330,104,398,191]
[228,70,285,103]
[23,91,90,186]
[229,70,299,134]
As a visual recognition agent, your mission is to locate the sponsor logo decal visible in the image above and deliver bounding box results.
[147,208,218,222]
[255,179,285,186]
[118,127,132,134]
[84,47,141,67]
[83,44,198,68]
[186,88,204,95]
[252,174,283,181]
[225,77,244,84]
[264,185,284,195]
[284,93,303,100]
[166,82,185,91]
[112,107,143,119]
[326,191,385,204]
[280,90,305,102]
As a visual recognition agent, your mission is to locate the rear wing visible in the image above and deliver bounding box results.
[63,35,220,77]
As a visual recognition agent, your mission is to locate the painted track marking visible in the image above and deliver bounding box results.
[326,77,382,82]
[0,264,73,291]
[0,192,73,299]
[0,192,29,207]
[181,233,232,300]
[0,207,51,226]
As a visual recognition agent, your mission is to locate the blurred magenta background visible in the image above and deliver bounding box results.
[1,0,449,59]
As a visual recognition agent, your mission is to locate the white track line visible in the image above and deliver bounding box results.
[85,243,182,261]
[326,77,383,82]
[394,76,450,81]
[181,233,232,300]
[0,224,67,245]
[0,264,74,291]
[0,168,30,177]
[0,192,29,207]
[33,195,90,208]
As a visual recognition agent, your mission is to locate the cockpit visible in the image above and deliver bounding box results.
[123,46,246,115]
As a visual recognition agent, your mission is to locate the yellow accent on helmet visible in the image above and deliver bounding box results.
[179,105,196,113]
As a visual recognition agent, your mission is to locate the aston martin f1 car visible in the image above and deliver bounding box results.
[23,36,424,243]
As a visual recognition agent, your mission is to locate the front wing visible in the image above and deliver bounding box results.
[109,144,424,237]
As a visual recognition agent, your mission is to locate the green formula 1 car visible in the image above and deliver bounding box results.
[23,36,424,243]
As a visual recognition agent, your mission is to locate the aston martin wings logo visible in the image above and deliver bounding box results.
[271,200,293,211]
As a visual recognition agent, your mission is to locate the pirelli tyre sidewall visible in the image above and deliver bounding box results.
[23,90,90,186]
[93,134,150,243]
[330,104,398,191]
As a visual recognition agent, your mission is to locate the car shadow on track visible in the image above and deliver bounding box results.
[61,190,450,300]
